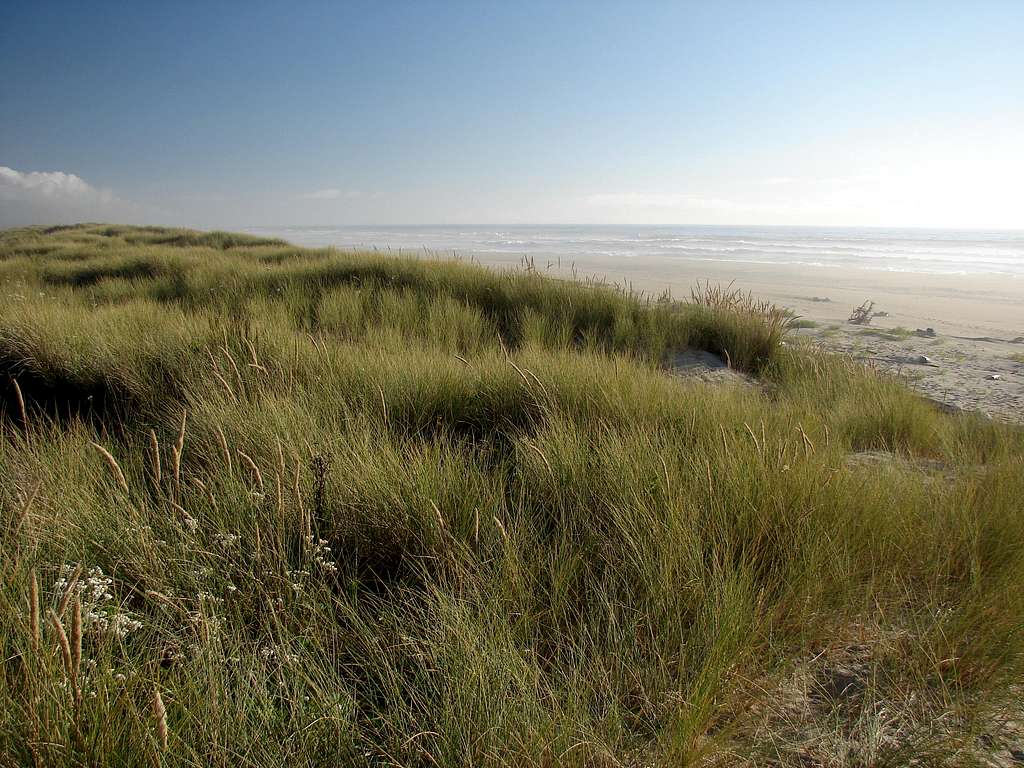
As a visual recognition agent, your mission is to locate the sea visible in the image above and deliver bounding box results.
[243,226,1024,278]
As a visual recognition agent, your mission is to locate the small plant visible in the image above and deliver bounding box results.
[789,319,818,329]
[857,326,915,341]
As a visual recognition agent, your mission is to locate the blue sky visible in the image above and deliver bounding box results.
[2,1,1022,228]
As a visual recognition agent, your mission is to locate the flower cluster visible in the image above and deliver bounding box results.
[105,613,144,638]
[259,645,299,664]
[213,532,240,548]
[287,569,308,594]
[53,564,145,639]
[304,535,337,574]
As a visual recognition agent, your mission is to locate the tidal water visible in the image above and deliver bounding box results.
[245,225,1024,278]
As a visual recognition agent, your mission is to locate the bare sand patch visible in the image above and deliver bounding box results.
[793,323,1024,424]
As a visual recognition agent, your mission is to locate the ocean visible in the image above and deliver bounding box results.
[244,226,1024,278]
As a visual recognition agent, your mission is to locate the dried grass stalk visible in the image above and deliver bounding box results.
[149,429,162,485]
[743,422,763,456]
[223,346,245,395]
[245,337,266,374]
[11,377,29,433]
[192,477,218,510]
[16,481,41,537]
[275,472,283,517]
[174,409,187,465]
[170,500,198,531]
[276,440,286,480]
[70,597,82,683]
[29,570,40,652]
[213,368,234,398]
[798,423,815,456]
[171,447,182,490]
[237,450,264,491]
[215,426,232,472]
[430,499,446,530]
[525,440,555,478]
[57,564,82,617]
[48,609,73,678]
[152,687,168,751]
[90,442,129,493]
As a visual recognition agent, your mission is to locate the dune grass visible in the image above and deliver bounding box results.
[856,326,916,342]
[1,224,1022,766]
[789,318,818,330]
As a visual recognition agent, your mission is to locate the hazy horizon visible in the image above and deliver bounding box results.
[251,223,1024,232]
[2,1,1022,231]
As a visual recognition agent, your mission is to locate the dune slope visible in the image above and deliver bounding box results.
[2,225,1023,766]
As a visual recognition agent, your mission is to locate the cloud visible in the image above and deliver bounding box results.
[760,176,795,186]
[301,188,364,200]
[0,164,154,228]
[0,165,114,203]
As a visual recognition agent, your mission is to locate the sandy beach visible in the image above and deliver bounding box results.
[250,226,1023,423]
[461,252,1024,423]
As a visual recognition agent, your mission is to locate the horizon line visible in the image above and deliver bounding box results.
[239,222,1024,233]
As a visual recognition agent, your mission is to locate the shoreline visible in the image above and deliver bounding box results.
[462,254,1024,340]
[249,231,1024,423]
[436,250,1024,423]
[243,226,1023,340]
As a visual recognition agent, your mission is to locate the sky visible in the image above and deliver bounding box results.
[1,1,1022,229]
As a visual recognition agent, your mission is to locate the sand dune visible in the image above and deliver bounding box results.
[465,252,1024,422]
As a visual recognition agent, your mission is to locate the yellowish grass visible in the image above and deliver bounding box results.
[89,442,129,493]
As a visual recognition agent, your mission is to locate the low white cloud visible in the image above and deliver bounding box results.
[301,188,364,200]
[0,165,115,203]
[0,164,139,226]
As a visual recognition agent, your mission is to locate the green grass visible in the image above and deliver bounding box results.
[1009,352,1024,364]
[856,326,916,341]
[2,224,1023,766]
[789,318,819,329]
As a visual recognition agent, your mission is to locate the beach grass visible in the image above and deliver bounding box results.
[2,224,1022,766]
[856,326,916,341]
[788,318,819,329]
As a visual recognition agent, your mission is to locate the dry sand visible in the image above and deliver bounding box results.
[468,252,1024,423]
[791,324,1023,423]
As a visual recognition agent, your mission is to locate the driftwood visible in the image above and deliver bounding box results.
[848,300,878,325]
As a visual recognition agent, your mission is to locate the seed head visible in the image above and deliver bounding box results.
[151,687,168,751]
